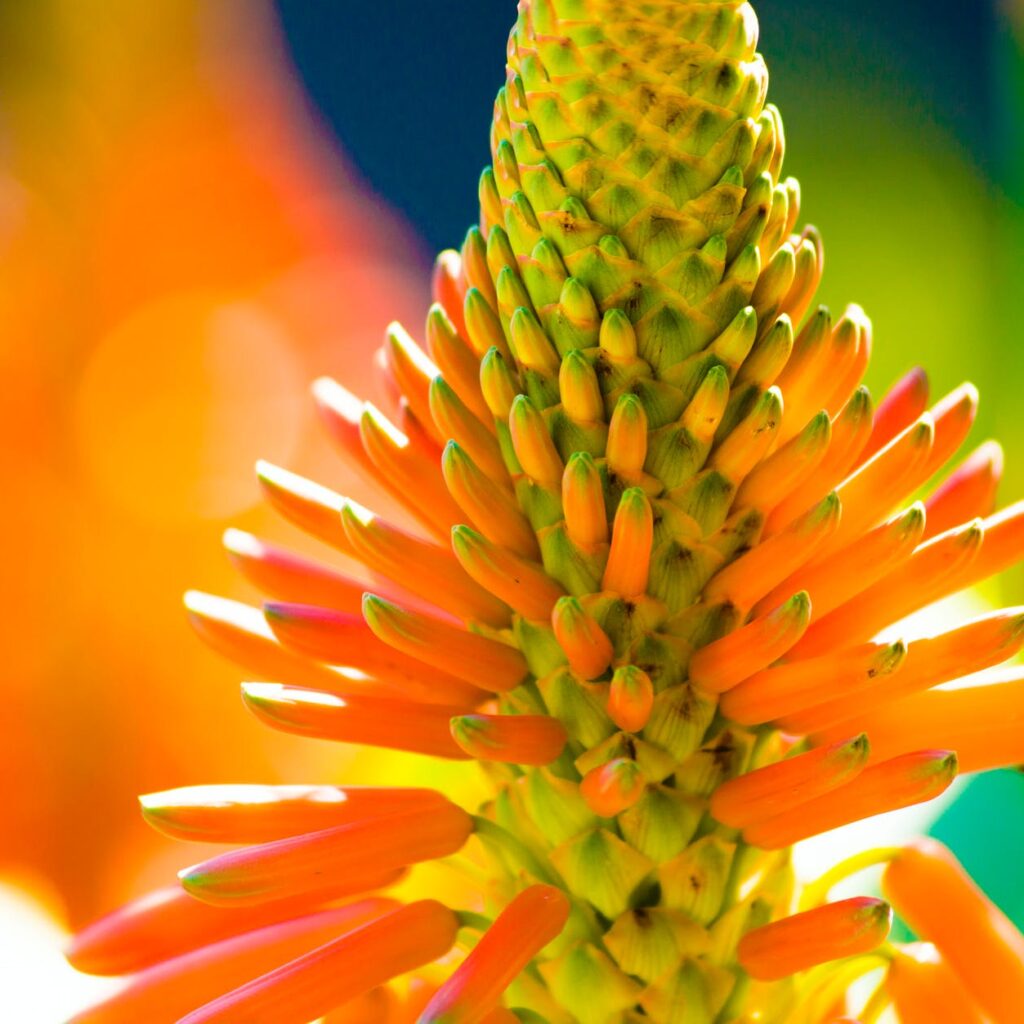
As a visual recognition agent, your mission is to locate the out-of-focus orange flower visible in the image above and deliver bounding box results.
[0,0,429,924]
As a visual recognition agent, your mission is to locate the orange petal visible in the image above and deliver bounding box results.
[433,250,468,337]
[139,784,450,844]
[710,735,869,829]
[708,386,783,486]
[737,897,891,981]
[320,985,398,1023]
[384,322,444,447]
[177,900,458,1024]
[67,887,401,977]
[311,379,383,485]
[607,394,649,479]
[431,379,508,482]
[735,409,831,516]
[362,595,527,692]
[509,394,563,491]
[823,306,871,416]
[68,901,400,1024]
[743,750,957,849]
[923,441,1002,540]
[919,383,978,482]
[772,310,835,446]
[886,944,988,1024]
[562,452,609,550]
[810,414,933,563]
[451,524,566,620]
[765,386,874,535]
[757,503,925,622]
[844,667,1024,772]
[689,592,811,693]
[703,493,840,611]
[580,758,647,817]
[602,488,654,597]
[242,684,472,760]
[859,366,929,465]
[181,803,473,907]
[265,603,485,706]
[607,665,654,733]
[720,640,906,727]
[341,500,510,628]
[788,607,1024,736]
[256,461,353,554]
[185,592,350,693]
[223,530,367,615]
[426,304,490,425]
[882,839,1024,1024]
[551,596,613,680]
[358,400,465,539]
[788,517,984,658]
[449,714,567,766]
[442,441,539,558]
[418,886,569,1024]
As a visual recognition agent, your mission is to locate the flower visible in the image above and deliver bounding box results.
[68,1,1024,1021]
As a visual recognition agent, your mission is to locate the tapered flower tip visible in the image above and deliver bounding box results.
[738,897,892,980]
[66,884,402,978]
[607,665,654,733]
[223,528,368,613]
[67,900,402,1024]
[252,460,350,550]
[240,683,472,760]
[176,900,459,1024]
[551,596,613,680]
[744,750,957,849]
[418,886,569,1024]
[178,799,472,907]
[449,713,567,766]
[140,783,450,844]
[186,589,262,631]
[580,758,647,818]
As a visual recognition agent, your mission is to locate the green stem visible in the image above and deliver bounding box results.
[456,909,494,932]
[472,815,561,886]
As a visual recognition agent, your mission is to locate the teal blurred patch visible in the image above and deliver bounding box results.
[930,769,1024,928]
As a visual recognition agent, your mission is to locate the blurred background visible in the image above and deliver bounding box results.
[1,0,1022,1016]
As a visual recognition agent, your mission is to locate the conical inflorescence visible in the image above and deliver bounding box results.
[69,2,1024,1022]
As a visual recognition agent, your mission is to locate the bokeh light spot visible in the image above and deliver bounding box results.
[75,293,306,523]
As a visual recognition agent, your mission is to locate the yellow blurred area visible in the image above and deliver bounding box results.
[0,0,432,925]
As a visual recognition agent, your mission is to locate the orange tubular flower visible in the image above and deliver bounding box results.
[688,591,811,693]
[737,898,892,981]
[846,667,1024,771]
[68,900,398,1024]
[239,683,473,760]
[418,886,570,1024]
[179,801,473,906]
[139,783,452,843]
[709,735,869,829]
[449,713,567,765]
[882,840,1024,1024]
[743,750,958,849]
[68,1,1024,1021]
[886,944,988,1024]
[176,900,458,1024]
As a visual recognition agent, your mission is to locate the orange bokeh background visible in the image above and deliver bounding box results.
[1,0,430,925]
